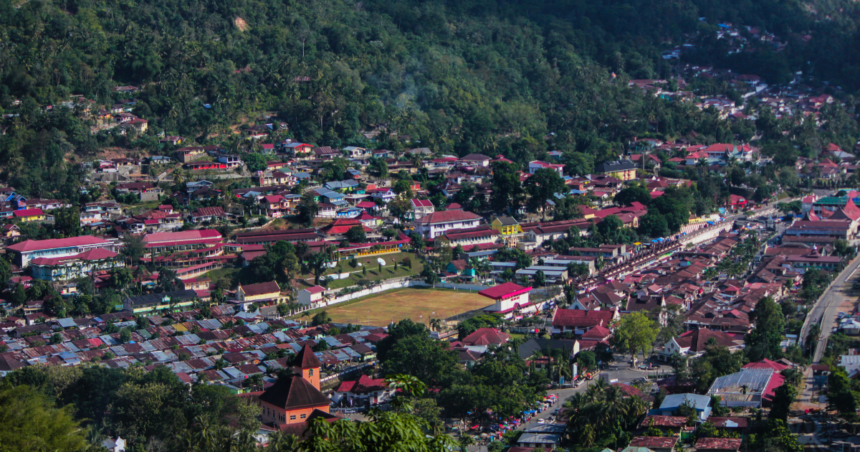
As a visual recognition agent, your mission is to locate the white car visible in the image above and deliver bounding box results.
[537,419,546,424]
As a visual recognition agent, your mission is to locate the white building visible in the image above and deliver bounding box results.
[298,286,326,307]
[412,210,482,239]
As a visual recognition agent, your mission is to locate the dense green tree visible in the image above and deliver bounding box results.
[0,385,89,452]
[745,297,785,361]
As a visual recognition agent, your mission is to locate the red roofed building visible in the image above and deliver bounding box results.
[695,437,742,452]
[13,208,45,222]
[479,283,533,317]
[298,286,326,308]
[461,327,511,346]
[410,198,435,220]
[629,436,678,452]
[659,329,741,361]
[320,219,370,237]
[143,229,222,253]
[8,236,116,268]
[258,345,328,427]
[551,309,618,337]
[334,375,394,407]
[412,209,482,239]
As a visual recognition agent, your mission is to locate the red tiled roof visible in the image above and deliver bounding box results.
[478,282,531,300]
[335,375,387,394]
[552,309,615,328]
[143,229,222,245]
[411,199,433,207]
[461,328,511,346]
[8,236,111,252]
[30,248,118,266]
[695,437,742,451]
[13,208,44,218]
[294,344,322,369]
[742,358,789,372]
[629,437,678,449]
[413,209,480,225]
[303,286,325,294]
[675,329,738,352]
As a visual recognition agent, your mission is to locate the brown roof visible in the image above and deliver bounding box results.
[259,375,330,410]
[640,415,688,428]
[695,438,742,451]
[293,344,322,369]
[707,417,749,428]
[630,437,678,449]
[462,328,511,346]
[674,329,738,352]
[241,281,281,297]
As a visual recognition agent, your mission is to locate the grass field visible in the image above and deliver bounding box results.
[319,288,491,327]
[296,252,424,290]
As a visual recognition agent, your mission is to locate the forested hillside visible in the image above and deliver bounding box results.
[1,0,860,196]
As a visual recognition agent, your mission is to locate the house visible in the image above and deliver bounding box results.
[529,160,565,175]
[459,153,492,167]
[7,236,116,268]
[695,438,742,452]
[658,329,741,361]
[298,286,326,308]
[479,283,534,318]
[656,393,711,421]
[461,328,511,346]
[594,160,637,180]
[217,154,243,168]
[411,199,435,220]
[334,375,394,408]
[412,210,482,239]
[446,259,476,278]
[13,208,45,222]
[115,182,163,202]
[551,309,618,337]
[492,216,522,235]
[191,206,227,223]
[259,346,330,426]
[628,437,678,452]
[236,281,285,305]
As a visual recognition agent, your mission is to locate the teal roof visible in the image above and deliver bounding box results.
[815,197,847,206]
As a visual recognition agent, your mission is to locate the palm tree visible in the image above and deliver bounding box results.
[429,318,443,332]
[266,431,299,452]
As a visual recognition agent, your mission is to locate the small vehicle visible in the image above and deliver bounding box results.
[537,419,546,424]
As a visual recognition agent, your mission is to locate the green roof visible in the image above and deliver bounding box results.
[815,197,848,206]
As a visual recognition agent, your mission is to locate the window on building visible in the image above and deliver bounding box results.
[290,415,296,420]
[300,414,307,419]
[308,369,314,376]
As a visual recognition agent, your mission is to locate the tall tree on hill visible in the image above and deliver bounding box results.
[490,161,525,214]
[120,234,146,266]
[745,297,785,361]
[296,191,319,227]
[525,168,566,218]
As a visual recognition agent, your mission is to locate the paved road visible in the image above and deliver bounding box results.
[804,254,860,363]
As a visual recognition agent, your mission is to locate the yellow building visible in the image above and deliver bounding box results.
[492,216,522,235]
[594,160,637,181]
[13,209,45,223]
[237,281,287,304]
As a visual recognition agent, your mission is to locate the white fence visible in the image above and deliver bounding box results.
[323,281,491,309]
